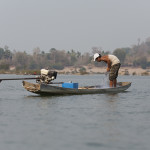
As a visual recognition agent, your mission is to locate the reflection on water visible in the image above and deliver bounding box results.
[0,74,150,150]
[101,74,110,88]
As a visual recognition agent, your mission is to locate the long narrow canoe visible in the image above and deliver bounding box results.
[22,81,131,95]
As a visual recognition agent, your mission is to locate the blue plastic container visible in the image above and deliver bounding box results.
[62,83,78,89]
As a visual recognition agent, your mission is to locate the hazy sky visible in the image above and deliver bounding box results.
[0,0,150,53]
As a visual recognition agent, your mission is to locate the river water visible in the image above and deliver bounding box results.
[0,74,150,150]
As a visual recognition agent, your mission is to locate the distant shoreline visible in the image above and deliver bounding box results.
[56,66,150,76]
[0,66,150,76]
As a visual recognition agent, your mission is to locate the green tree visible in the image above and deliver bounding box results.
[0,60,10,70]
[12,52,29,70]
[0,48,4,59]
[133,57,148,69]
[4,50,12,59]
[113,48,126,65]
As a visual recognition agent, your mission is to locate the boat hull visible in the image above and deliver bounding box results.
[22,81,131,96]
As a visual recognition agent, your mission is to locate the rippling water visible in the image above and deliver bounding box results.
[0,74,150,150]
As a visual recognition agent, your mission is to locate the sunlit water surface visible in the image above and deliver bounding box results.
[0,74,150,150]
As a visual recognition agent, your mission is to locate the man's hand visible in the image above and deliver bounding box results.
[105,72,109,76]
[107,68,110,72]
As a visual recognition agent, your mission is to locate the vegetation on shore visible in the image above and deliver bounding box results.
[1,37,150,75]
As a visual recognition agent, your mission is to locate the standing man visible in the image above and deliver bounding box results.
[94,53,121,87]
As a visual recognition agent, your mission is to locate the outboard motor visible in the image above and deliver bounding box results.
[36,69,57,84]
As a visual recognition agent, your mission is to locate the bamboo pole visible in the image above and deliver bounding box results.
[0,77,40,82]
[0,77,63,84]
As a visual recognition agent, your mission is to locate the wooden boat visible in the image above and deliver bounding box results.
[22,81,131,95]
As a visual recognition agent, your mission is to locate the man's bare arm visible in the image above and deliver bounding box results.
[107,60,111,72]
[101,56,111,72]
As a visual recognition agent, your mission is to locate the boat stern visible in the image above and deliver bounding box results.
[22,81,41,93]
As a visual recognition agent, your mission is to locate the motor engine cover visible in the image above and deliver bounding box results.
[36,69,57,84]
